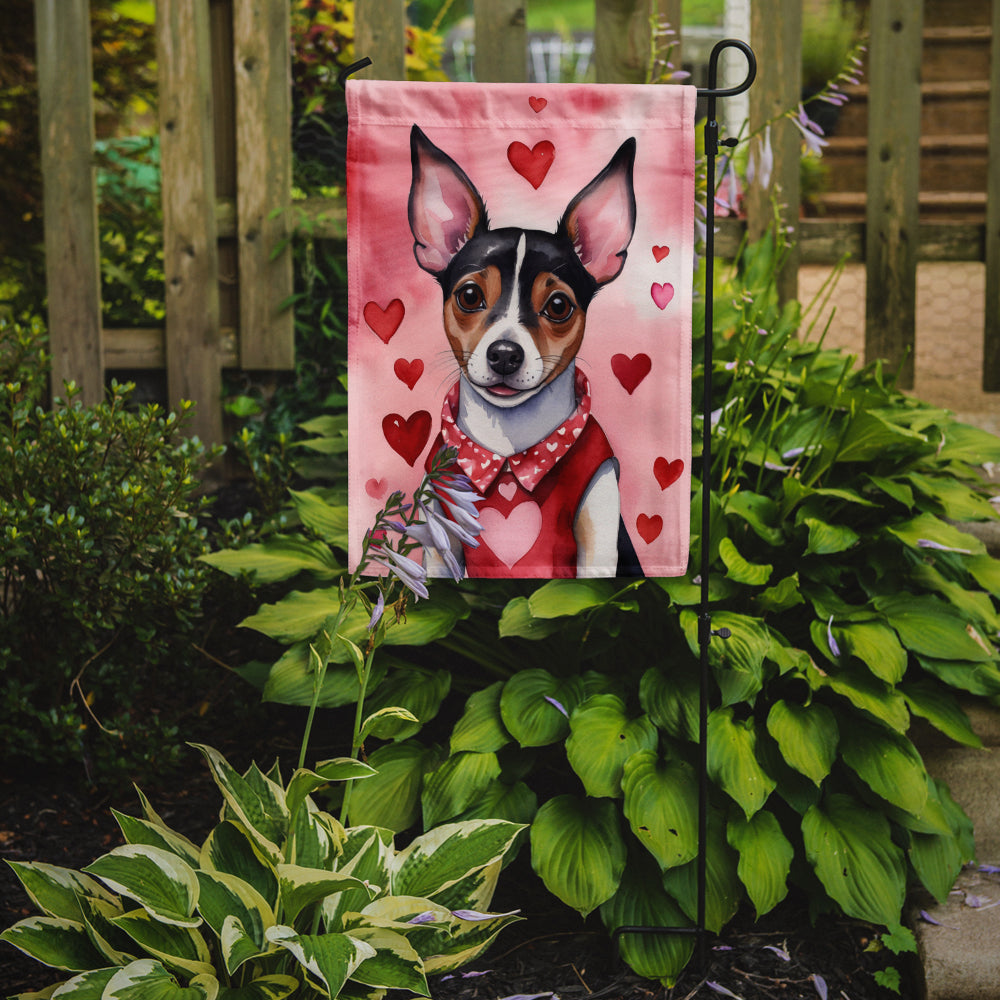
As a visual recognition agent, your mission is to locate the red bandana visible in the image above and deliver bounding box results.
[439,370,593,493]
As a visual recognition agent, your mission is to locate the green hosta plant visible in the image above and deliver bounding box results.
[1,744,523,999]
[342,233,999,985]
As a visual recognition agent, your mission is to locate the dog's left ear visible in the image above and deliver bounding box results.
[558,138,637,286]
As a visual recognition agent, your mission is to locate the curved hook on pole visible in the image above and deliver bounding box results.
[337,56,373,90]
[697,38,756,99]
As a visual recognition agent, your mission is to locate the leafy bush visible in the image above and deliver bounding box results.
[208,233,1000,984]
[0,317,220,783]
[1,743,524,998]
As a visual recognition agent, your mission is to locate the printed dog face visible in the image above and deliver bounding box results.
[408,126,637,409]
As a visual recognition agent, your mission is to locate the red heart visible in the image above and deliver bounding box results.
[528,96,547,113]
[393,357,424,390]
[382,410,431,466]
[636,513,663,545]
[652,245,670,262]
[654,457,684,490]
[365,477,387,499]
[507,140,555,189]
[364,299,405,344]
[611,353,652,395]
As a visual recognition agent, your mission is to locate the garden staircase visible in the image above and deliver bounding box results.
[817,0,992,221]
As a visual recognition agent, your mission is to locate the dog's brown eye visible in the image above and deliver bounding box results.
[542,292,574,323]
[455,283,486,313]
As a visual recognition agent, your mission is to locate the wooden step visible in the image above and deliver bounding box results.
[822,134,989,193]
[922,25,993,82]
[922,0,991,28]
[812,190,987,222]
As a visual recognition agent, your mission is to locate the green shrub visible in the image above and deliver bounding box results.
[1,743,524,998]
[210,232,1000,985]
[0,317,220,783]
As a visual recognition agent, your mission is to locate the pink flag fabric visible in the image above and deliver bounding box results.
[347,80,695,578]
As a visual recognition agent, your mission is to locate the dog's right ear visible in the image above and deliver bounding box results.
[409,125,488,277]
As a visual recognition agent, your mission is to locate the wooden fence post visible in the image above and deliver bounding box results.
[983,0,1000,390]
[594,0,662,84]
[233,0,294,370]
[157,0,223,445]
[355,0,406,80]
[864,0,923,389]
[474,0,527,83]
[746,0,801,306]
[34,0,104,405]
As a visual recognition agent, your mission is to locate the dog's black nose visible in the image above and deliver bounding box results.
[486,340,524,376]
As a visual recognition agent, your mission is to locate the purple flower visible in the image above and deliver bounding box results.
[791,104,829,156]
[827,616,841,658]
[371,546,429,600]
[917,538,973,554]
[367,590,385,631]
[763,944,790,961]
[451,908,520,921]
[747,125,773,191]
[706,983,742,999]
[812,974,828,1000]
[544,695,569,718]
[407,911,438,925]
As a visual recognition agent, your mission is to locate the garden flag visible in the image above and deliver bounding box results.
[346,80,696,578]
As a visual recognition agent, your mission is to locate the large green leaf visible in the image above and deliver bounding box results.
[807,660,910,732]
[527,578,617,618]
[0,916,107,972]
[83,846,200,928]
[260,643,387,709]
[839,718,928,817]
[346,926,428,994]
[707,708,776,818]
[453,779,538,827]
[362,667,451,741]
[901,680,982,748]
[530,795,626,917]
[874,594,995,662]
[765,700,838,786]
[346,740,441,832]
[200,535,341,584]
[802,793,906,926]
[392,820,524,901]
[4,862,118,923]
[660,810,741,934]
[599,853,694,987]
[111,908,214,978]
[621,751,699,871]
[265,926,374,997]
[916,655,1000,697]
[835,410,927,463]
[566,696,658,798]
[680,610,771,706]
[103,959,218,1000]
[906,473,998,522]
[727,811,793,917]
[421,751,502,828]
[497,595,564,639]
[287,489,349,546]
[835,621,907,684]
[885,512,985,556]
[718,537,772,585]
[724,490,784,545]
[639,664,699,743]
[450,682,511,754]
[803,517,859,556]
[499,670,584,747]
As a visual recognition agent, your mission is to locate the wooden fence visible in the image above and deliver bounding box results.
[33,0,1000,444]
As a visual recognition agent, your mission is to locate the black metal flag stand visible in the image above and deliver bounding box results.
[340,37,758,974]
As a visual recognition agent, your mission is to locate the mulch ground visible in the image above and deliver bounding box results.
[1,742,913,1000]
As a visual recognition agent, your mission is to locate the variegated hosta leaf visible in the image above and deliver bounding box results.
[323,829,393,931]
[285,760,375,823]
[422,906,522,975]
[83,846,200,928]
[347,741,442,832]
[421,751,502,829]
[195,871,274,974]
[46,966,118,997]
[727,810,793,918]
[200,822,278,910]
[112,810,201,868]
[0,916,107,971]
[191,745,287,863]
[802,793,906,926]
[102,958,218,999]
[421,860,501,917]
[765,700,838,786]
[838,718,929,817]
[450,681,511,754]
[214,975,299,1000]
[288,802,344,870]
[661,810,742,934]
[345,926,429,995]
[77,894,136,966]
[277,864,375,925]
[599,854,694,987]
[529,795,626,917]
[499,669,585,747]
[707,707,776,819]
[265,926,375,998]
[391,820,524,901]
[4,861,118,922]
[110,908,214,978]
[566,695,658,799]
[621,751,699,871]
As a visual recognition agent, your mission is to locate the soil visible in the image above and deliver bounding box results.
[0,743,913,1000]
